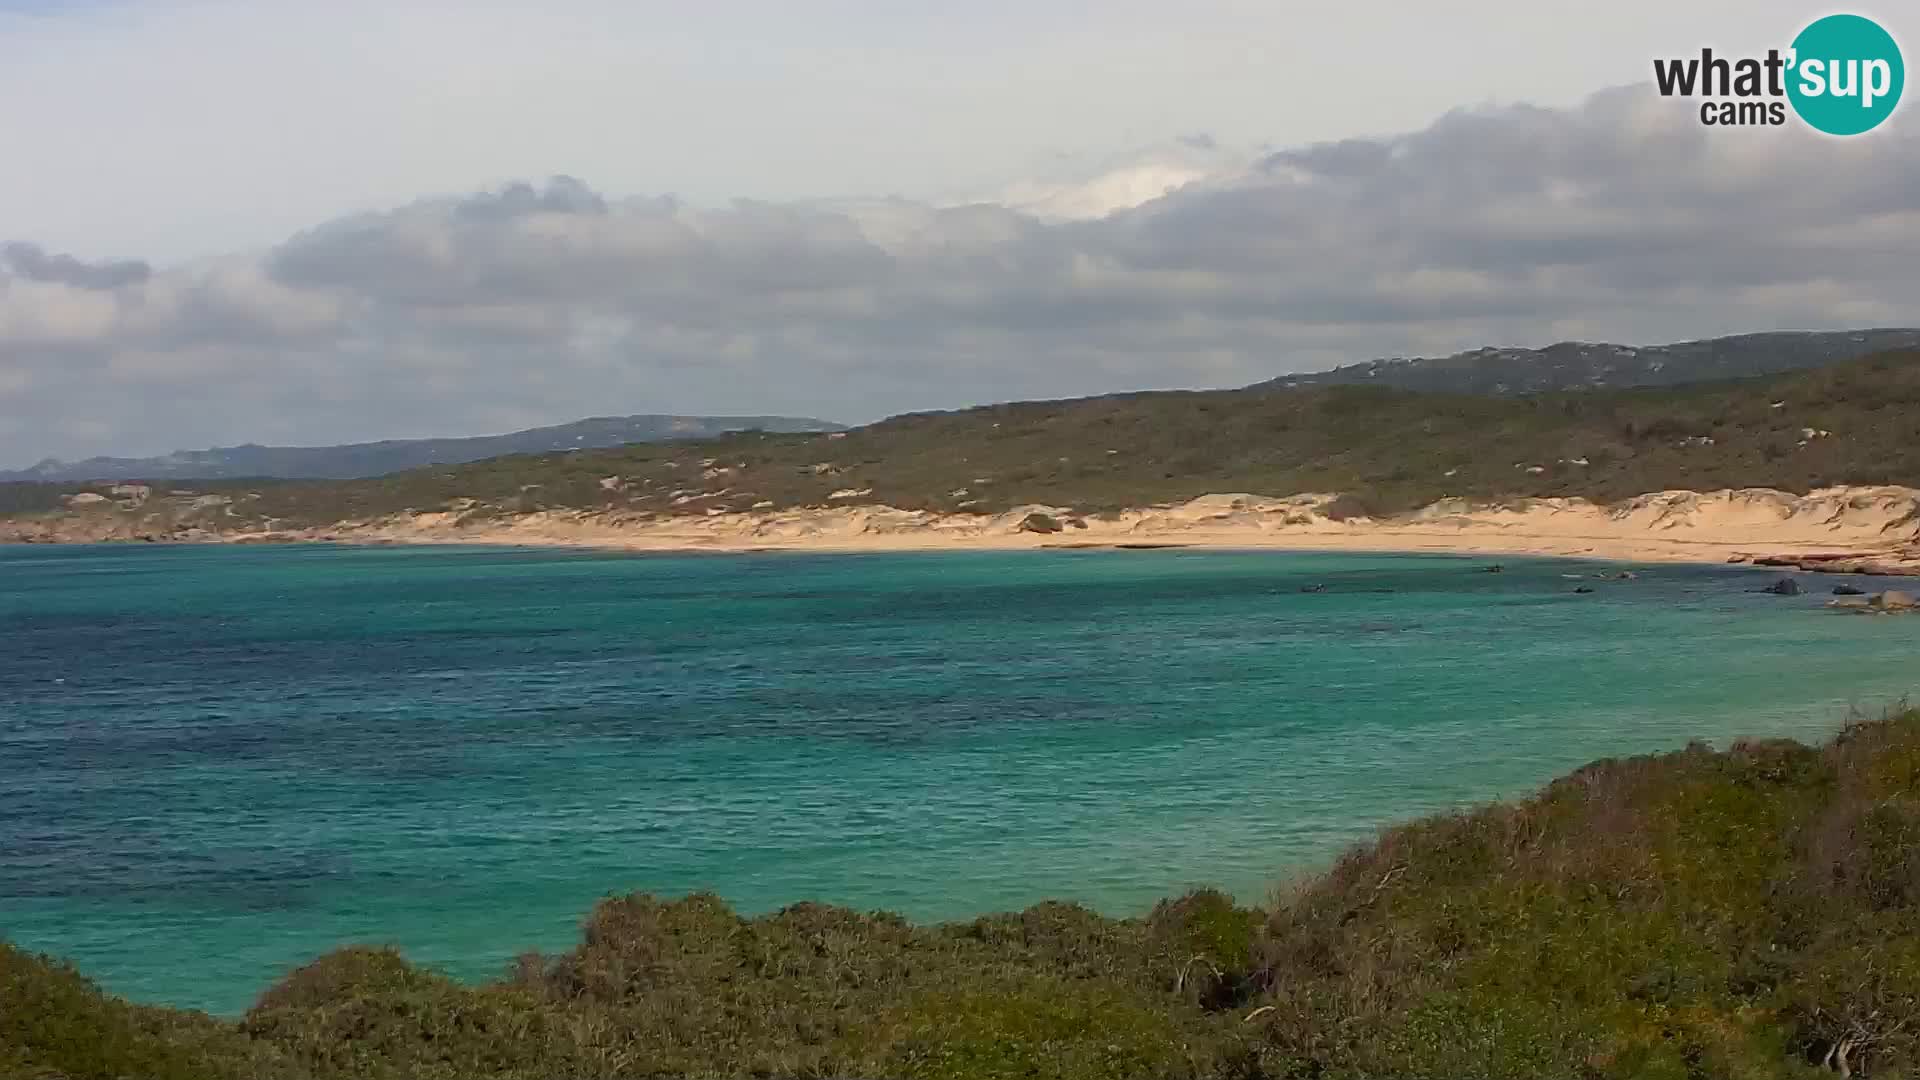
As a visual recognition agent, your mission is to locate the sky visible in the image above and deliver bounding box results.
[1,0,1915,466]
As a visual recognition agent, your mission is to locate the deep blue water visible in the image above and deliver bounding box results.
[2,542,1916,1015]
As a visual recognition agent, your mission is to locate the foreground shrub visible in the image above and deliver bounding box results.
[0,946,292,1080]
[1246,714,1920,1078]
[5,711,1917,1078]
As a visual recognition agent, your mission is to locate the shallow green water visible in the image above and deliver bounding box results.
[2,542,1915,1014]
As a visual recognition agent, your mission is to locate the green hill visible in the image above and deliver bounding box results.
[6,710,1917,1079]
[1256,328,1920,397]
[8,347,1920,535]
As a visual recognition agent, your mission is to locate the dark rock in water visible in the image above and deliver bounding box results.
[1615,571,1639,581]
[1832,584,1867,596]
[1481,564,1504,574]
[1300,583,1328,593]
[1759,578,1803,596]
[1573,586,1596,594]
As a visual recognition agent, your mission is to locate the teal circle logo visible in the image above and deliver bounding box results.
[1787,14,1904,135]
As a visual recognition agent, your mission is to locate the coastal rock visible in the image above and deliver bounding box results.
[1832,590,1917,613]
[1832,584,1867,596]
[1750,547,1920,577]
[1857,559,1920,576]
[1759,578,1803,596]
[1017,512,1063,534]
[1176,493,1264,518]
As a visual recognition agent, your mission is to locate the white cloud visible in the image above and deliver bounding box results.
[990,136,1249,221]
[1,85,1916,466]
[0,0,1836,261]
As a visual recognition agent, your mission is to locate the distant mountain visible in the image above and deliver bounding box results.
[1255,329,1920,396]
[2,415,845,482]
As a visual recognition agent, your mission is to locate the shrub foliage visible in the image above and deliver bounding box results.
[6,711,1919,1078]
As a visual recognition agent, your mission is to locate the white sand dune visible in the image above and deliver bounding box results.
[287,486,1920,573]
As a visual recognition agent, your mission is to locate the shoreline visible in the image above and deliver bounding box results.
[9,485,1920,574]
[297,524,1913,568]
[233,485,1920,575]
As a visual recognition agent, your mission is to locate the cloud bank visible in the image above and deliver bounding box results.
[2,86,1916,465]
[2,243,151,291]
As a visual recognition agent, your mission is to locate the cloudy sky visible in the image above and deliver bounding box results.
[1,0,1915,467]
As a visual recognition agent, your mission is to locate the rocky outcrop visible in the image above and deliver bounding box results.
[1751,551,1920,576]
[1,486,264,544]
[109,484,152,507]
[0,515,195,544]
[1829,590,1918,613]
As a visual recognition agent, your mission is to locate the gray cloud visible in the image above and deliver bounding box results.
[450,174,608,223]
[3,85,1917,466]
[2,241,151,290]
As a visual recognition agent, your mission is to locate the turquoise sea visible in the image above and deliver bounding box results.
[2,542,1917,1015]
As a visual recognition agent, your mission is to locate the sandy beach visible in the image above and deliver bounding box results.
[220,485,1920,573]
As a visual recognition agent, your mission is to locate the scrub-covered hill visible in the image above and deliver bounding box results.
[7,347,1920,535]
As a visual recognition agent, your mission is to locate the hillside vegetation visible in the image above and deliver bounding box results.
[6,348,1920,533]
[1258,329,1920,397]
[6,711,1919,1079]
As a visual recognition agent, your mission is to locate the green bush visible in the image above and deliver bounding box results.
[0,945,293,1080]
[6,711,1918,1078]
